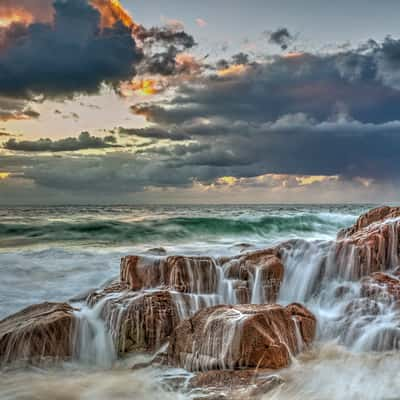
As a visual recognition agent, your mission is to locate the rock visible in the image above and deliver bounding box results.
[338,272,400,350]
[361,272,400,302]
[88,288,180,353]
[334,206,400,280]
[220,249,284,303]
[120,255,218,293]
[189,370,284,400]
[168,303,316,372]
[339,206,400,238]
[0,302,76,364]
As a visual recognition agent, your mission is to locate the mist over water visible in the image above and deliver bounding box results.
[3,203,396,400]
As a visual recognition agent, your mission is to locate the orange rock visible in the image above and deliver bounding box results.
[167,303,316,372]
[88,288,180,353]
[361,272,400,302]
[220,249,284,303]
[334,207,400,280]
[120,255,218,293]
[0,302,76,364]
[339,206,400,238]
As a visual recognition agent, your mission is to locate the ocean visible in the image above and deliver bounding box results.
[3,203,400,400]
[0,204,365,318]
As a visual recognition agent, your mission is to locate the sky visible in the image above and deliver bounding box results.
[1,0,400,204]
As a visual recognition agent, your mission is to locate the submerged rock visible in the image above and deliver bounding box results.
[361,272,400,301]
[168,303,316,371]
[0,302,76,364]
[190,370,284,400]
[338,272,400,351]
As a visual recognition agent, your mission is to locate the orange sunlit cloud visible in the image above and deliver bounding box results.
[207,174,340,191]
[0,0,136,30]
[130,79,164,96]
[217,64,247,77]
[90,0,138,29]
[0,113,32,122]
[0,9,33,27]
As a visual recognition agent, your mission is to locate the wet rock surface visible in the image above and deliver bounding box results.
[0,302,76,364]
[335,206,400,279]
[189,370,284,399]
[219,249,284,303]
[88,288,180,353]
[168,303,316,371]
[121,255,219,293]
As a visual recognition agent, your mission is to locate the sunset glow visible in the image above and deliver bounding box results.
[217,64,247,77]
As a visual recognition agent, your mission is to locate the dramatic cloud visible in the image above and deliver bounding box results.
[0,0,142,99]
[134,41,400,125]
[2,7,400,203]
[4,131,119,152]
[125,38,400,189]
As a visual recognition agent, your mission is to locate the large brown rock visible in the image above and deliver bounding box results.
[168,303,316,372]
[0,302,76,364]
[339,206,400,238]
[88,288,181,353]
[334,206,400,280]
[120,255,218,293]
[219,249,284,304]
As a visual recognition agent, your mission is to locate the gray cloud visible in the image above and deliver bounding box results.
[4,131,119,152]
[119,126,191,141]
[267,27,294,50]
[134,40,400,126]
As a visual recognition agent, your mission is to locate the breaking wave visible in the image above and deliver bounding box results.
[0,212,358,247]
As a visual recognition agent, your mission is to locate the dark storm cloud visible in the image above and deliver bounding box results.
[134,25,196,49]
[232,52,250,65]
[267,27,294,50]
[2,115,400,198]
[0,0,142,99]
[142,46,180,76]
[136,26,197,76]
[4,131,119,152]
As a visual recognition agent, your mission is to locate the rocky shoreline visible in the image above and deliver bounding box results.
[1,206,400,398]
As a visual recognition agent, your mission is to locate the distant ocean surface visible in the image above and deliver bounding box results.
[0,204,370,318]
